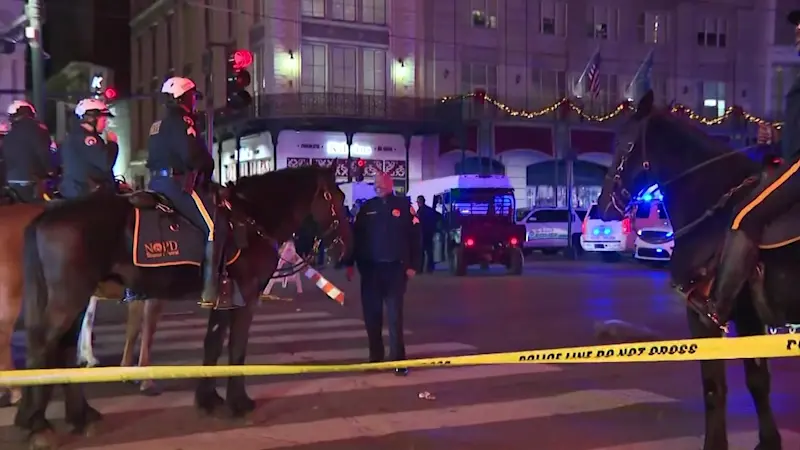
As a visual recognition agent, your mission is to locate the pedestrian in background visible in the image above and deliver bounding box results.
[345,172,421,375]
[415,195,441,273]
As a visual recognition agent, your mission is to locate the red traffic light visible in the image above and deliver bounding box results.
[356,159,366,167]
[231,50,253,70]
[103,88,117,101]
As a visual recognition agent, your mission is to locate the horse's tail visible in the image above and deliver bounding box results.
[22,220,48,332]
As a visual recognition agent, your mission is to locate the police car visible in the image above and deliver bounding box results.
[631,185,674,263]
[580,204,632,262]
[518,207,586,255]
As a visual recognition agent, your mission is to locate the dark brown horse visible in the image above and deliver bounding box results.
[597,91,798,450]
[14,166,352,450]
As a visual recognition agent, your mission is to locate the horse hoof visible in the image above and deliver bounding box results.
[226,395,256,417]
[139,382,162,397]
[0,391,16,408]
[194,391,225,417]
[28,429,58,450]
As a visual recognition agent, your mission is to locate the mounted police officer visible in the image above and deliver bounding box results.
[146,76,228,308]
[59,98,118,199]
[690,10,800,330]
[2,100,54,202]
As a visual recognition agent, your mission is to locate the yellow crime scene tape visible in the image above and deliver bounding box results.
[2,334,799,386]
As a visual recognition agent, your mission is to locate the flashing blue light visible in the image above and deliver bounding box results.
[642,194,653,202]
[603,228,611,235]
[666,231,674,238]
[592,228,600,236]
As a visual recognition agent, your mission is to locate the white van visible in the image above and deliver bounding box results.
[580,204,633,261]
[517,207,585,255]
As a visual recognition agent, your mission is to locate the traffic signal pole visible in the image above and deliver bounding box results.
[25,0,46,115]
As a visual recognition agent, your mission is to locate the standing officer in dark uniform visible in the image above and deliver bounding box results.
[60,98,119,198]
[146,76,229,308]
[689,10,800,330]
[2,100,54,202]
[415,195,441,273]
[345,172,421,375]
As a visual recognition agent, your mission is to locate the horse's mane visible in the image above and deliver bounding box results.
[230,166,334,227]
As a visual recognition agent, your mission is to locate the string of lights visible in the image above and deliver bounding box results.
[441,92,784,129]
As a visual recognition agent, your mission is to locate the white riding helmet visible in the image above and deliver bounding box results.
[0,120,9,135]
[7,100,35,116]
[75,98,114,118]
[161,77,197,99]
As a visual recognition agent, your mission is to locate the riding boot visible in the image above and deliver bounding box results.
[199,240,221,309]
[708,230,760,329]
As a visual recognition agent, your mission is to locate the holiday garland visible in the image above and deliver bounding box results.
[441,93,782,130]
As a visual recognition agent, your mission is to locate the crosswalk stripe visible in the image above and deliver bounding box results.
[74,389,675,450]
[0,364,562,427]
[90,329,414,358]
[89,311,334,334]
[95,318,365,344]
[590,430,800,449]
[165,342,476,366]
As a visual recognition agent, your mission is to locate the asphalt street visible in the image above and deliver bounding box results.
[1,255,799,449]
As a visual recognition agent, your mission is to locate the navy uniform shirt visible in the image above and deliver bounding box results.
[146,109,213,176]
[59,124,118,198]
[348,194,422,269]
[2,117,53,182]
[782,74,800,159]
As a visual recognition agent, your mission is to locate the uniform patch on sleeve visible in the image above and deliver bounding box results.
[183,116,194,126]
[149,121,161,135]
[84,136,97,146]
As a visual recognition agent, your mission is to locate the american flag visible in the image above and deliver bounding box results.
[586,51,602,98]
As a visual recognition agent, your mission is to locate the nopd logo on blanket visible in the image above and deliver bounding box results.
[144,240,180,259]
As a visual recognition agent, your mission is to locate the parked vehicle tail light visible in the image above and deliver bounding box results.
[581,218,587,235]
[509,237,518,246]
[465,238,475,247]
[621,217,631,234]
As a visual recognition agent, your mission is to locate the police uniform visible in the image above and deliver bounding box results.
[59,124,118,199]
[347,194,421,369]
[698,10,800,328]
[146,107,226,302]
[2,116,53,202]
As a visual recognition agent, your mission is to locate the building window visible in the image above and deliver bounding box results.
[136,36,144,82]
[150,25,157,79]
[300,43,327,92]
[166,14,174,70]
[302,0,325,17]
[541,1,567,36]
[331,0,356,21]
[330,46,357,93]
[460,63,497,96]
[595,73,619,109]
[637,12,666,44]
[702,81,726,117]
[361,0,386,25]
[362,48,386,96]
[471,0,497,29]
[530,68,566,105]
[587,7,617,40]
[697,18,727,48]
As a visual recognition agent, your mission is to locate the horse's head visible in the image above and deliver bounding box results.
[229,166,353,261]
[597,91,759,228]
[597,91,657,221]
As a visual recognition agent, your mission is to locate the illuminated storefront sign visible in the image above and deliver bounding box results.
[325,141,372,156]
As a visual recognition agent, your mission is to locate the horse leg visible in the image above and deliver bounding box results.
[194,309,229,415]
[59,308,102,437]
[225,302,256,416]
[0,270,23,408]
[137,299,163,396]
[734,304,782,449]
[0,316,20,407]
[687,307,729,450]
[76,296,100,368]
[120,300,144,368]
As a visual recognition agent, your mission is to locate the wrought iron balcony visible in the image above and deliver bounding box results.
[251,92,461,123]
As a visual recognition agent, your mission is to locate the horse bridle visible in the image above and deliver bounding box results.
[606,115,759,244]
[225,186,344,277]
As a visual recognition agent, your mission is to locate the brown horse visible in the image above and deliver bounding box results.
[15,166,352,450]
[0,202,46,408]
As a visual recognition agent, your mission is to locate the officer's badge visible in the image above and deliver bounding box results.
[392,208,401,217]
[84,136,97,146]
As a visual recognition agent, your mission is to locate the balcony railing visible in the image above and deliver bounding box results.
[251,93,460,123]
